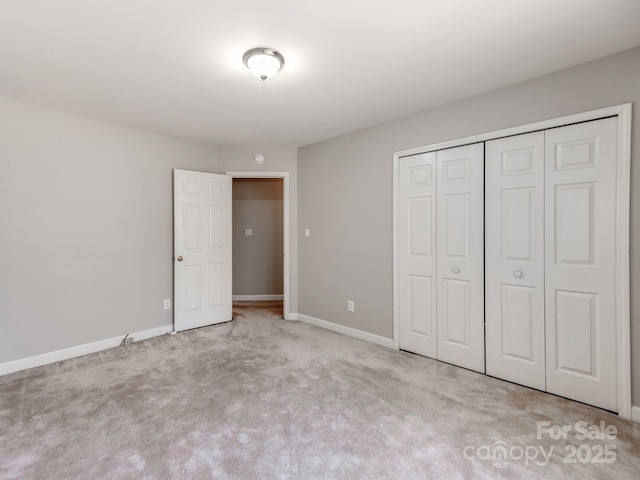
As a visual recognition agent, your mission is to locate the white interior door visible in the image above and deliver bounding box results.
[545,118,618,411]
[174,169,232,332]
[436,144,485,373]
[485,132,546,390]
[398,153,438,358]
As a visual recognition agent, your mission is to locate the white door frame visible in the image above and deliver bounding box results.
[227,171,292,320]
[392,103,632,419]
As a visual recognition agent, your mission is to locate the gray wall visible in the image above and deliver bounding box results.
[232,178,284,296]
[0,96,218,364]
[298,47,640,404]
[218,147,298,313]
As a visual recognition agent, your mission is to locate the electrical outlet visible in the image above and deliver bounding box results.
[124,336,134,345]
[164,299,171,310]
[347,300,355,312]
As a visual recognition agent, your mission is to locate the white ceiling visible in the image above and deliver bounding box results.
[1,0,639,148]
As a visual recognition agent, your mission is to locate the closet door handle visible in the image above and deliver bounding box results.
[513,270,523,278]
[451,266,460,274]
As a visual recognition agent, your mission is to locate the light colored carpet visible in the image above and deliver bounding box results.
[1,301,639,479]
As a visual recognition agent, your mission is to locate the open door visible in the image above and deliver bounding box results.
[173,169,232,331]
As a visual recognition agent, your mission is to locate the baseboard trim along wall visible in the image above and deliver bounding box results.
[632,406,640,423]
[297,314,394,349]
[0,324,173,376]
[232,295,284,301]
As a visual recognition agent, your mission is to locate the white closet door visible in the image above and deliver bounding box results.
[485,132,545,389]
[436,144,485,373]
[398,153,438,358]
[545,118,618,411]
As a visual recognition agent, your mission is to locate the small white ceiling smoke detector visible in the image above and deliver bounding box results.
[243,48,284,81]
[254,154,265,164]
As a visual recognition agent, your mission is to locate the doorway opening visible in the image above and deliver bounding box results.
[232,177,284,318]
[227,172,291,320]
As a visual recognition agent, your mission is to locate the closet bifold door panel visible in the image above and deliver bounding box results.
[398,144,484,373]
[485,132,545,390]
[398,152,438,358]
[436,144,485,373]
[545,118,618,412]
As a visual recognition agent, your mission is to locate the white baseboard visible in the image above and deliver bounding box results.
[631,406,640,423]
[0,324,173,376]
[233,295,283,301]
[297,314,394,349]
[285,313,298,321]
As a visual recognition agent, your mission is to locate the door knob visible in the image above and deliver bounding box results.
[452,266,460,274]
[513,270,523,278]
[177,256,183,262]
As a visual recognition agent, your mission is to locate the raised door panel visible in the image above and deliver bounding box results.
[209,263,224,308]
[409,275,434,337]
[398,153,437,358]
[502,188,535,261]
[184,205,200,250]
[554,290,597,376]
[485,132,545,390]
[209,206,224,249]
[436,144,484,373]
[184,265,201,312]
[545,118,618,411]
[501,285,536,361]
[441,194,470,259]
[441,279,470,346]
[554,184,595,265]
[409,197,432,256]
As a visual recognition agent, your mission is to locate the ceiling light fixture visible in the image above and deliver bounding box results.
[243,47,284,81]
